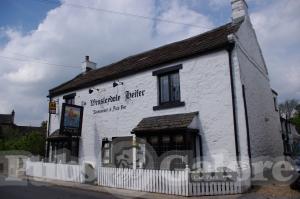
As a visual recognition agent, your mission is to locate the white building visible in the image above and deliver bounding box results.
[46,0,283,176]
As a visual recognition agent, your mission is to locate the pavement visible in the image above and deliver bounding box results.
[0,175,300,199]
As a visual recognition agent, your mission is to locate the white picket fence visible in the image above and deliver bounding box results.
[98,167,245,196]
[26,160,83,183]
[25,161,247,196]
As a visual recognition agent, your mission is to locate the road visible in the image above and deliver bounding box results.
[0,177,132,199]
[1,176,299,199]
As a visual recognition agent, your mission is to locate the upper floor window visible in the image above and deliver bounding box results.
[272,90,278,112]
[159,72,180,104]
[152,64,185,110]
[63,93,76,105]
[273,97,278,112]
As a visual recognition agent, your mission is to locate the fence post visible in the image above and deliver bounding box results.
[185,164,190,196]
[132,136,137,170]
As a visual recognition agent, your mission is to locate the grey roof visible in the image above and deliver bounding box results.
[49,21,243,97]
[132,112,198,133]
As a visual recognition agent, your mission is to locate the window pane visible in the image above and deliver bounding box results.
[65,98,75,105]
[170,73,180,102]
[159,75,169,103]
[162,136,170,143]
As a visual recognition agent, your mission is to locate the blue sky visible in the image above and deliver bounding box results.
[0,0,58,45]
[0,0,299,125]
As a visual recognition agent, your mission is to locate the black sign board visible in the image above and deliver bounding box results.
[60,103,83,136]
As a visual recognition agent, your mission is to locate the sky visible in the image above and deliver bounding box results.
[0,0,299,126]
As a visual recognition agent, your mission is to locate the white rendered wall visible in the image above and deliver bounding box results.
[234,17,284,158]
[49,50,239,171]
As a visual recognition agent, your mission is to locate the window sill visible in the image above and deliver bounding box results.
[153,101,185,111]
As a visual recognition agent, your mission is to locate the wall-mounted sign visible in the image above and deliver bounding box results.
[49,101,57,114]
[190,171,237,182]
[60,103,83,136]
[90,89,146,115]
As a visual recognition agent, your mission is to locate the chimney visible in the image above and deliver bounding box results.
[81,55,96,73]
[11,110,15,124]
[231,0,249,23]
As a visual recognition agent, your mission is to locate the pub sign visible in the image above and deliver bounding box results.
[60,103,83,136]
[49,101,57,114]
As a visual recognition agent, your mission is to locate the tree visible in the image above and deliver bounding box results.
[296,104,300,116]
[41,121,47,129]
[279,99,299,120]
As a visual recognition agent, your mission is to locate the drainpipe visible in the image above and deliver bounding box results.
[227,34,241,167]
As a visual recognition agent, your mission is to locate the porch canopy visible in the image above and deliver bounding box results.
[131,112,200,169]
[47,129,80,141]
[131,112,199,134]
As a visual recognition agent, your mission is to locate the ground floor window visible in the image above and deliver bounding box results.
[48,138,79,163]
[136,132,198,170]
[102,139,112,165]
[102,137,133,168]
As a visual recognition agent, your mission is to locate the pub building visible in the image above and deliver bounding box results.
[46,0,284,174]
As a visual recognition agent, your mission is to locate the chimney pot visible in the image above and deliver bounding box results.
[231,0,248,23]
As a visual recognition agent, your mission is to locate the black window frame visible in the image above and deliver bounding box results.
[152,64,185,110]
[273,97,278,112]
[63,93,76,105]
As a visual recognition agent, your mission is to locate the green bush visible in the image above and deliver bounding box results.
[0,131,45,156]
[291,116,300,134]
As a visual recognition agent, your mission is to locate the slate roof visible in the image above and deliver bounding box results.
[0,114,13,125]
[49,21,242,97]
[132,112,198,133]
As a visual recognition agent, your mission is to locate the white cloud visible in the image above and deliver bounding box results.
[156,0,213,38]
[250,0,300,102]
[208,0,228,9]
[0,0,214,125]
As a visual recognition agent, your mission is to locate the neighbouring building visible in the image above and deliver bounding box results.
[46,0,283,177]
[0,110,15,127]
[281,117,300,157]
[0,110,45,137]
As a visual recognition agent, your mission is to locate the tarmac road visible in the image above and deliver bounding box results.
[0,177,131,199]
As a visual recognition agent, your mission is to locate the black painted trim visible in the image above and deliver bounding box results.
[242,85,251,158]
[63,93,76,99]
[227,46,240,161]
[242,84,252,175]
[153,101,185,111]
[152,64,182,76]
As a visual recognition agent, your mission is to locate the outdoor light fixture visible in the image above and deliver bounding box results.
[88,88,100,94]
[113,80,124,87]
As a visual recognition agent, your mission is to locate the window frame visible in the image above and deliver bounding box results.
[63,93,76,105]
[158,72,181,105]
[152,64,185,110]
[273,97,278,112]
[102,140,112,165]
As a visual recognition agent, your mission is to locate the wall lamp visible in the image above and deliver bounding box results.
[88,88,99,94]
[113,80,124,87]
